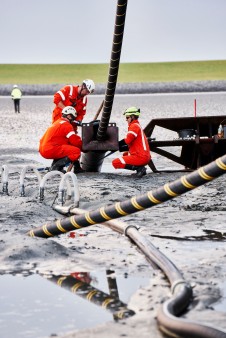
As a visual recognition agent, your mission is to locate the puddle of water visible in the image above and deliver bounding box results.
[151,229,226,241]
[0,271,150,338]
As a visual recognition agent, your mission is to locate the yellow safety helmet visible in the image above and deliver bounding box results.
[123,106,140,117]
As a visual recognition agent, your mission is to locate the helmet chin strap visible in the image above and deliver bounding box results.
[129,115,136,122]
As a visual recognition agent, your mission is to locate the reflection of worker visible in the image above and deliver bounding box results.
[71,272,92,284]
[11,85,22,113]
[39,106,84,173]
[52,79,95,131]
[112,107,151,178]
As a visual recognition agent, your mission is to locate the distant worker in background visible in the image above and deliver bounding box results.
[112,107,151,178]
[52,79,95,132]
[39,106,84,174]
[11,85,22,113]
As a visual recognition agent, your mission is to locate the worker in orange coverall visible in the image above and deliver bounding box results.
[39,106,84,174]
[112,107,151,178]
[52,79,95,131]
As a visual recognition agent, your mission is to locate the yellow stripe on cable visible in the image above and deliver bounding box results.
[100,207,111,220]
[115,202,128,215]
[216,158,226,170]
[71,282,83,293]
[116,311,125,319]
[147,191,161,204]
[181,176,196,189]
[43,224,53,237]
[102,298,114,308]
[198,168,213,180]
[29,230,34,237]
[56,220,67,233]
[131,197,144,210]
[85,212,96,225]
[70,216,81,229]
[87,290,98,301]
[57,277,66,286]
[164,183,178,197]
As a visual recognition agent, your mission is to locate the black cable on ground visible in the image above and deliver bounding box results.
[28,155,226,238]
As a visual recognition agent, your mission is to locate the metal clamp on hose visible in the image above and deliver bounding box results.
[124,224,140,236]
[171,279,190,295]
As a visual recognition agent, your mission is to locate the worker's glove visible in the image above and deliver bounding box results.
[74,121,82,127]
[69,96,76,107]
[118,139,127,151]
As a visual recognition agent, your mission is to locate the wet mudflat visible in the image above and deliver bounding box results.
[0,93,226,338]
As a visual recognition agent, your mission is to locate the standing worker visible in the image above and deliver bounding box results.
[52,79,95,131]
[11,85,22,113]
[39,106,84,174]
[112,107,151,178]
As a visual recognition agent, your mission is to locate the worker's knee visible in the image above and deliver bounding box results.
[112,158,125,169]
[68,148,81,162]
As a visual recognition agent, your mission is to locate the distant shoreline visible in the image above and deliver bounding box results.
[0,80,225,96]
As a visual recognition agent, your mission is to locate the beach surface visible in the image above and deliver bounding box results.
[0,91,226,337]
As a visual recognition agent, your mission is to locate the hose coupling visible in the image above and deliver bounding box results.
[124,224,140,236]
[171,279,190,295]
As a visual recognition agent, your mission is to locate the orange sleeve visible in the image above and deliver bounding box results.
[68,134,82,149]
[53,86,70,104]
[125,124,139,145]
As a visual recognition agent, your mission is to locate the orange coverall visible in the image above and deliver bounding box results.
[39,118,82,162]
[112,120,151,169]
[52,85,87,124]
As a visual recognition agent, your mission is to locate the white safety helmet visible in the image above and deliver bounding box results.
[62,106,77,118]
[13,84,18,88]
[83,79,95,93]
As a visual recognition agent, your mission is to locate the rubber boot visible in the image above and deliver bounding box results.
[50,159,58,167]
[50,156,71,173]
[124,164,137,171]
[136,166,147,178]
[73,160,85,174]
[124,164,146,178]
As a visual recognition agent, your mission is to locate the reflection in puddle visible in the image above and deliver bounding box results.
[0,271,149,338]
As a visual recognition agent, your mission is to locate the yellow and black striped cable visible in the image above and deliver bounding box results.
[28,155,226,238]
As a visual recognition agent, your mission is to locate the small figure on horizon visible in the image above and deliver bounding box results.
[39,106,84,174]
[11,85,22,113]
[112,107,151,178]
[52,79,95,132]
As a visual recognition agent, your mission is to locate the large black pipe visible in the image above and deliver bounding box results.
[96,0,128,141]
[81,0,128,172]
[52,207,226,337]
[28,155,226,238]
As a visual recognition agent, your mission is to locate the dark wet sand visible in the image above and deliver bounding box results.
[0,93,226,337]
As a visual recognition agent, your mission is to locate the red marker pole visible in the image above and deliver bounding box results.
[194,99,197,117]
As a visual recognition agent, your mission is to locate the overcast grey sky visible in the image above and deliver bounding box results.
[1,0,226,64]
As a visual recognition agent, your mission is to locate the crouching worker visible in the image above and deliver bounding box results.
[39,106,84,174]
[112,107,151,178]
